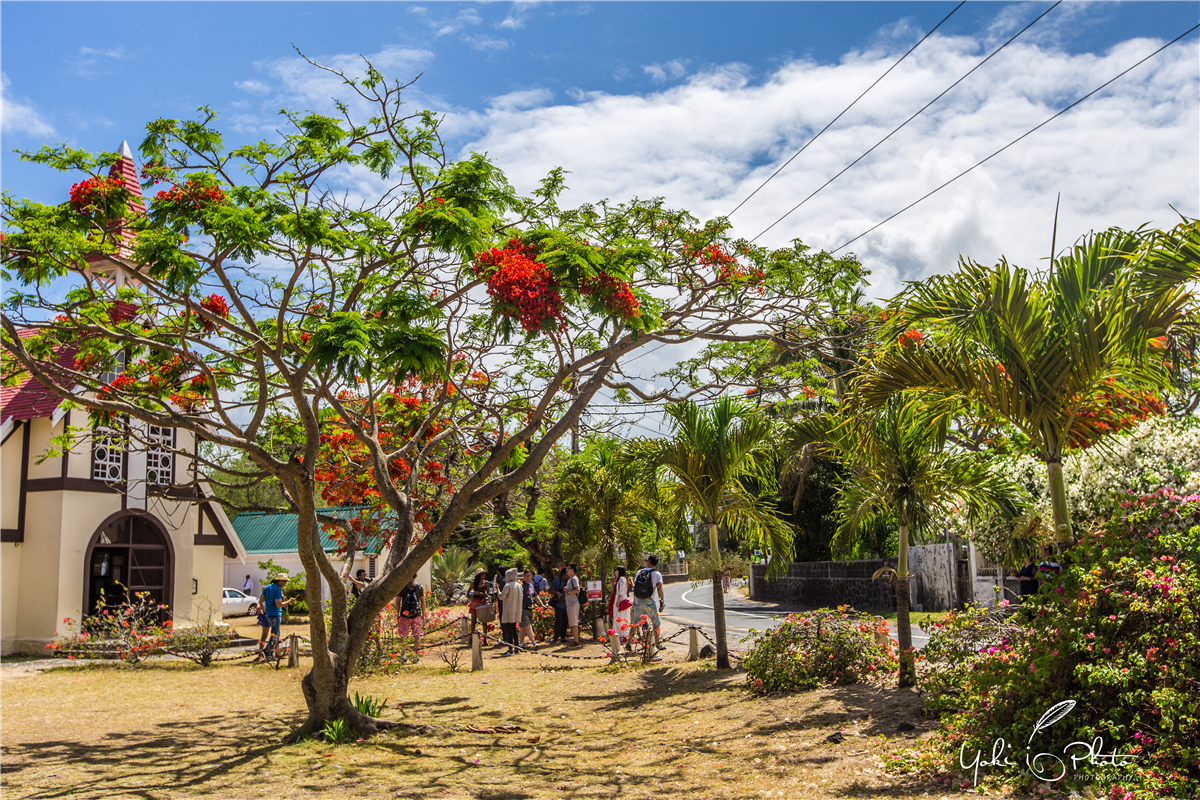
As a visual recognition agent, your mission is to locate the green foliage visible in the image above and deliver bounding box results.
[430,546,485,604]
[321,718,355,745]
[743,607,897,693]
[916,490,1200,796]
[351,692,388,718]
[619,397,795,574]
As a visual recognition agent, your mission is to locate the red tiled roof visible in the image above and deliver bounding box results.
[1,329,79,425]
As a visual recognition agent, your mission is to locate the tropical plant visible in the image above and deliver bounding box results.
[619,397,794,669]
[351,692,388,718]
[858,224,1198,545]
[785,395,1016,686]
[554,436,654,578]
[430,546,485,604]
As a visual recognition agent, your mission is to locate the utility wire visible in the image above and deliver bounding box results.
[751,1,1061,243]
[726,1,966,219]
[830,22,1200,254]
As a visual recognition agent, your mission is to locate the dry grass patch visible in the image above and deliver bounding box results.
[1,643,1008,800]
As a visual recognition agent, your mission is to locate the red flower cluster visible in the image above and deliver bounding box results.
[69,176,125,215]
[472,239,566,334]
[1068,381,1166,449]
[197,294,229,333]
[579,271,641,321]
[898,328,925,348]
[153,178,226,210]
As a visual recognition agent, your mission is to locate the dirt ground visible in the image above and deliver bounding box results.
[0,634,1000,800]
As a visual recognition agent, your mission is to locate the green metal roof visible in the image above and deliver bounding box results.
[231,507,365,555]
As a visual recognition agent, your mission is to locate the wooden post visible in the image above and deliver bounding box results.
[594,618,605,640]
[688,627,699,661]
[459,617,470,645]
[287,633,299,668]
[471,632,483,672]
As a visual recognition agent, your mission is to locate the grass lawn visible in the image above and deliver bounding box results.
[1,637,1001,800]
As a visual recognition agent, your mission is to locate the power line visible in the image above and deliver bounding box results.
[830,22,1200,254]
[726,1,966,218]
[751,1,1061,243]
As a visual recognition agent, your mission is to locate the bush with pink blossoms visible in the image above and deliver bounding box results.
[911,490,1200,797]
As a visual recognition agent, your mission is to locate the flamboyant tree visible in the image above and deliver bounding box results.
[1,59,862,738]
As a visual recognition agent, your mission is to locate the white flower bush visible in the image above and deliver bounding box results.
[953,415,1200,560]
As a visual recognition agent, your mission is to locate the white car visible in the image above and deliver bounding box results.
[221,588,259,617]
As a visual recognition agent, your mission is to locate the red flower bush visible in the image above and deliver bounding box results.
[152,178,226,211]
[472,239,566,334]
[196,294,229,332]
[579,270,641,322]
[898,328,925,348]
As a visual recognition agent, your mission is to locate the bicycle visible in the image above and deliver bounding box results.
[618,618,656,664]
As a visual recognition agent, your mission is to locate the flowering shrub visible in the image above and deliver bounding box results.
[743,606,896,693]
[152,178,226,212]
[915,490,1200,796]
[952,416,1200,560]
[49,591,171,664]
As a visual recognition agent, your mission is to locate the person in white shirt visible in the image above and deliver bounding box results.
[242,575,254,594]
[631,555,666,652]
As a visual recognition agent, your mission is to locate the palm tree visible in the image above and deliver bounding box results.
[430,546,486,605]
[785,396,1015,686]
[620,397,793,669]
[858,226,1196,543]
[555,437,653,577]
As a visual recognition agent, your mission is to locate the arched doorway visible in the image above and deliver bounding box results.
[84,512,174,620]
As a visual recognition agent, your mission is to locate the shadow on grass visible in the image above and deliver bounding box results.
[571,664,742,711]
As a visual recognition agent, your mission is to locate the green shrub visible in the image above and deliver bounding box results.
[321,718,354,744]
[352,692,387,718]
[914,489,1200,797]
[743,606,896,693]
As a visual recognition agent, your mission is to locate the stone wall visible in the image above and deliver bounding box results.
[751,557,903,609]
[750,545,960,612]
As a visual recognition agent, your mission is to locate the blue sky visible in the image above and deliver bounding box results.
[3,1,1198,430]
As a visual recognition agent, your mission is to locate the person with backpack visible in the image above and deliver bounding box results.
[395,577,427,651]
[631,554,666,653]
[520,569,546,651]
[548,567,568,644]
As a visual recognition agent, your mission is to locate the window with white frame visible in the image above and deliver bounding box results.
[146,425,175,486]
[92,429,124,482]
[99,350,127,387]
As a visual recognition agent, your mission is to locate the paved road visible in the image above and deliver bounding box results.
[659,579,930,650]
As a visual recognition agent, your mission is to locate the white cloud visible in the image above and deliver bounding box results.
[234,79,272,95]
[498,2,539,30]
[0,73,55,137]
[447,30,1198,303]
[489,88,554,112]
[465,36,510,52]
[71,45,135,79]
[435,9,482,37]
[642,59,689,83]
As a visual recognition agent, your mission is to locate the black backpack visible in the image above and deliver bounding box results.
[632,568,655,599]
[400,584,422,618]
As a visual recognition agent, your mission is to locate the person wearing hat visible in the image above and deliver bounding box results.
[257,572,293,661]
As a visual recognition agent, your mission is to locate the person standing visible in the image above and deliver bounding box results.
[520,569,545,651]
[608,566,631,648]
[349,568,370,598]
[1015,555,1039,600]
[396,576,427,651]
[564,563,582,646]
[1037,546,1061,579]
[242,574,254,594]
[532,568,549,596]
[548,567,568,644]
[258,572,292,661]
[631,555,666,652]
[467,569,493,637]
[498,568,522,655]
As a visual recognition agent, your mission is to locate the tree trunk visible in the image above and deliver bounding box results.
[1045,457,1074,547]
[708,522,730,669]
[712,569,730,669]
[895,516,916,688]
